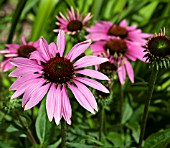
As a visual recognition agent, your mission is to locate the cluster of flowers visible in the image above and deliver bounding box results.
[0,7,152,125]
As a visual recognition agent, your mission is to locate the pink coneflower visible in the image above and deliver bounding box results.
[90,37,146,84]
[86,19,151,45]
[0,37,40,71]
[9,30,109,125]
[54,7,92,35]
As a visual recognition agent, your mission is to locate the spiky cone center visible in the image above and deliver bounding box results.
[99,61,117,75]
[18,45,36,58]
[67,20,83,32]
[108,26,128,39]
[43,57,74,84]
[105,39,128,55]
[147,36,170,58]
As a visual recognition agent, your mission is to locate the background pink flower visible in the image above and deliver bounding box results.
[9,30,109,125]
[54,7,92,34]
[0,37,40,71]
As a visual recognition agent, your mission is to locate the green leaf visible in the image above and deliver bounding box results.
[121,99,133,124]
[67,142,92,148]
[126,122,140,143]
[30,0,59,41]
[35,99,53,146]
[107,132,123,147]
[144,129,170,148]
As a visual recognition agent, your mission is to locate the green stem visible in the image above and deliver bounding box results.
[138,67,158,148]
[61,119,67,148]
[17,115,37,145]
[99,106,105,141]
[7,0,27,44]
[120,84,124,124]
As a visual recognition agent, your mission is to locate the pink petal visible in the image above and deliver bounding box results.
[49,42,58,58]
[75,77,109,93]
[125,61,134,83]
[4,54,18,57]
[46,84,56,121]
[118,64,126,85]
[21,37,27,45]
[54,84,62,125]
[40,38,51,61]
[9,67,42,77]
[30,51,46,63]
[90,42,105,55]
[73,80,98,111]
[9,74,41,90]
[0,58,14,72]
[57,30,66,57]
[74,56,108,68]
[75,69,109,80]
[86,33,109,41]
[62,85,72,125]
[119,19,128,27]
[24,83,50,110]
[10,57,42,68]
[68,83,95,114]
[22,79,47,107]
[65,40,91,61]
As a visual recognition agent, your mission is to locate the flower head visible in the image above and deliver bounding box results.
[87,20,152,84]
[54,7,92,35]
[9,30,109,125]
[144,28,170,69]
[0,37,40,71]
[90,37,145,84]
[86,20,151,45]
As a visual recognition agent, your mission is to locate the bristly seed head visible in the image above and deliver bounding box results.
[43,57,74,84]
[108,26,128,39]
[144,28,170,69]
[105,39,128,55]
[18,45,36,58]
[99,61,117,75]
[67,20,83,32]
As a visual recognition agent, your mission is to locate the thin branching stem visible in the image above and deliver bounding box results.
[138,67,158,148]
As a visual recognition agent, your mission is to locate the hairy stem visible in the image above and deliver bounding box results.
[61,119,67,148]
[138,67,158,148]
[17,115,37,145]
[99,106,105,141]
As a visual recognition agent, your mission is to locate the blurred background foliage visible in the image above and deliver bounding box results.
[0,0,170,147]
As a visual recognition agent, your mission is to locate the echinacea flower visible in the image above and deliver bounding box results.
[9,30,109,125]
[54,7,92,35]
[0,37,40,71]
[86,19,151,45]
[144,28,170,69]
[90,37,146,84]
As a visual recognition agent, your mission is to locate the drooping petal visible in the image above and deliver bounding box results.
[73,80,98,111]
[68,83,95,114]
[74,56,108,68]
[75,77,109,93]
[65,40,91,61]
[54,84,62,125]
[57,30,66,57]
[46,84,56,121]
[118,64,126,85]
[125,61,134,83]
[24,83,50,110]
[75,69,109,80]
[62,85,72,125]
